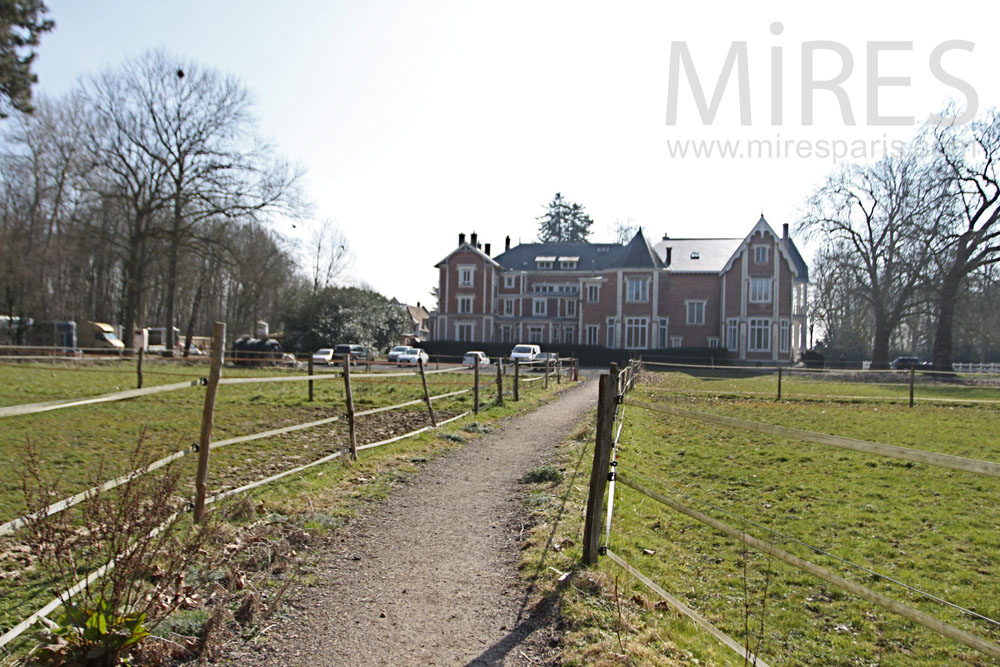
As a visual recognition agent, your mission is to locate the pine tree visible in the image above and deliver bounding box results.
[536,192,593,242]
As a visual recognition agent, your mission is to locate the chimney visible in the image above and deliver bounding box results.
[470,232,478,247]
[782,223,789,240]
[484,243,491,256]
[662,233,669,241]
[505,236,511,251]
[665,247,672,266]
[458,232,466,245]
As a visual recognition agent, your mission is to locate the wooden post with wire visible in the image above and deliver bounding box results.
[495,361,504,405]
[136,348,144,389]
[556,356,561,384]
[194,321,226,524]
[418,357,436,426]
[583,366,617,565]
[544,355,550,388]
[473,361,480,415]
[909,366,915,407]
[343,354,357,460]
[308,355,314,402]
[777,365,783,401]
[513,360,520,401]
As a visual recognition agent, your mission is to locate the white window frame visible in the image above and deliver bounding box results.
[501,325,512,343]
[456,322,474,342]
[606,318,617,348]
[566,299,576,316]
[586,324,599,346]
[458,264,475,287]
[670,336,683,348]
[564,326,575,343]
[727,318,739,352]
[658,318,669,348]
[749,318,771,352]
[624,317,648,349]
[626,277,649,303]
[753,245,769,264]
[458,296,473,314]
[750,277,772,304]
[528,326,543,343]
[536,260,553,270]
[533,298,547,317]
[587,284,600,303]
[780,319,790,353]
[504,275,516,289]
[560,260,578,270]
[503,298,514,316]
[708,337,720,349]
[686,300,706,325]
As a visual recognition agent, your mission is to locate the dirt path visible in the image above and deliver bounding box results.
[221,376,598,666]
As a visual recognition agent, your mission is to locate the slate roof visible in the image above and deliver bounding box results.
[494,230,663,272]
[653,237,742,273]
[783,237,810,282]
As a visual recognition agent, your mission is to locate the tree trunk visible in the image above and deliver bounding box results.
[183,274,204,358]
[870,321,892,370]
[931,273,963,371]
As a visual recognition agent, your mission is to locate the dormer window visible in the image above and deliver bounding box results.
[535,255,555,269]
[558,256,579,270]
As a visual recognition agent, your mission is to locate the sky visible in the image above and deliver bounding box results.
[31,1,1000,307]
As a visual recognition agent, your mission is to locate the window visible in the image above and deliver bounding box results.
[458,265,474,287]
[564,326,575,343]
[587,284,600,303]
[560,260,578,270]
[626,277,648,303]
[750,277,771,303]
[686,300,706,325]
[456,323,473,342]
[670,336,683,348]
[458,296,473,314]
[504,275,516,289]
[754,245,769,263]
[658,318,669,348]
[533,299,547,316]
[586,325,599,345]
[502,299,514,315]
[536,260,553,270]
[528,326,543,343]
[566,300,576,316]
[749,318,770,352]
[780,319,790,353]
[708,337,720,349]
[625,318,648,349]
[501,325,512,343]
[533,284,555,293]
[727,318,739,351]
[606,318,617,348]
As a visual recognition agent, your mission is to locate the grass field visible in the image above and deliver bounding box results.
[520,368,1000,665]
[0,358,566,657]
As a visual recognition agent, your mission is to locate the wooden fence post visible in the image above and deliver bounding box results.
[583,370,617,565]
[556,356,561,384]
[777,366,783,401]
[909,366,915,408]
[544,356,550,389]
[343,355,357,460]
[514,360,520,401]
[308,355,314,402]
[419,357,436,426]
[136,348,144,389]
[495,361,504,405]
[473,361,480,415]
[194,321,226,523]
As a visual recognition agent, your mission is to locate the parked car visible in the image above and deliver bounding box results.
[387,345,411,363]
[891,356,922,370]
[396,348,429,366]
[312,348,335,365]
[508,344,541,364]
[534,351,561,370]
[333,343,374,365]
[462,351,491,367]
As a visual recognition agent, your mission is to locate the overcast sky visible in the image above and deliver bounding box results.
[32,1,1000,307]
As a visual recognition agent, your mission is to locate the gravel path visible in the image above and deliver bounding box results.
[220,375,598,666]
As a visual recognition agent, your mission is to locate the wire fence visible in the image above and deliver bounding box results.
[583,360,1000,663]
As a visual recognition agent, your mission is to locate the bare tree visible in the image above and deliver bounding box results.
[801,153,933,368]
[306,219,352,292]
[924,109,1000,370]
[609,218,638,244]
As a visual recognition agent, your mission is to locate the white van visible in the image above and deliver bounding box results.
[508,344,541,364]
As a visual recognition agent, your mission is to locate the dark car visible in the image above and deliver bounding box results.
[532,351,562,371]
[891,356,922,370]
[333,343,373,365]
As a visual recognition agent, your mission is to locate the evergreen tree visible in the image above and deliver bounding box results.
[537,192,593,242]
[0,0,54,118]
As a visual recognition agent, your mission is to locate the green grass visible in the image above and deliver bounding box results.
[0,359,571,655]
[520,370,1000,665]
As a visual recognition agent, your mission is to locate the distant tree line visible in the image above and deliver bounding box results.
[0,50,405,353]
[804,108,1000,369]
